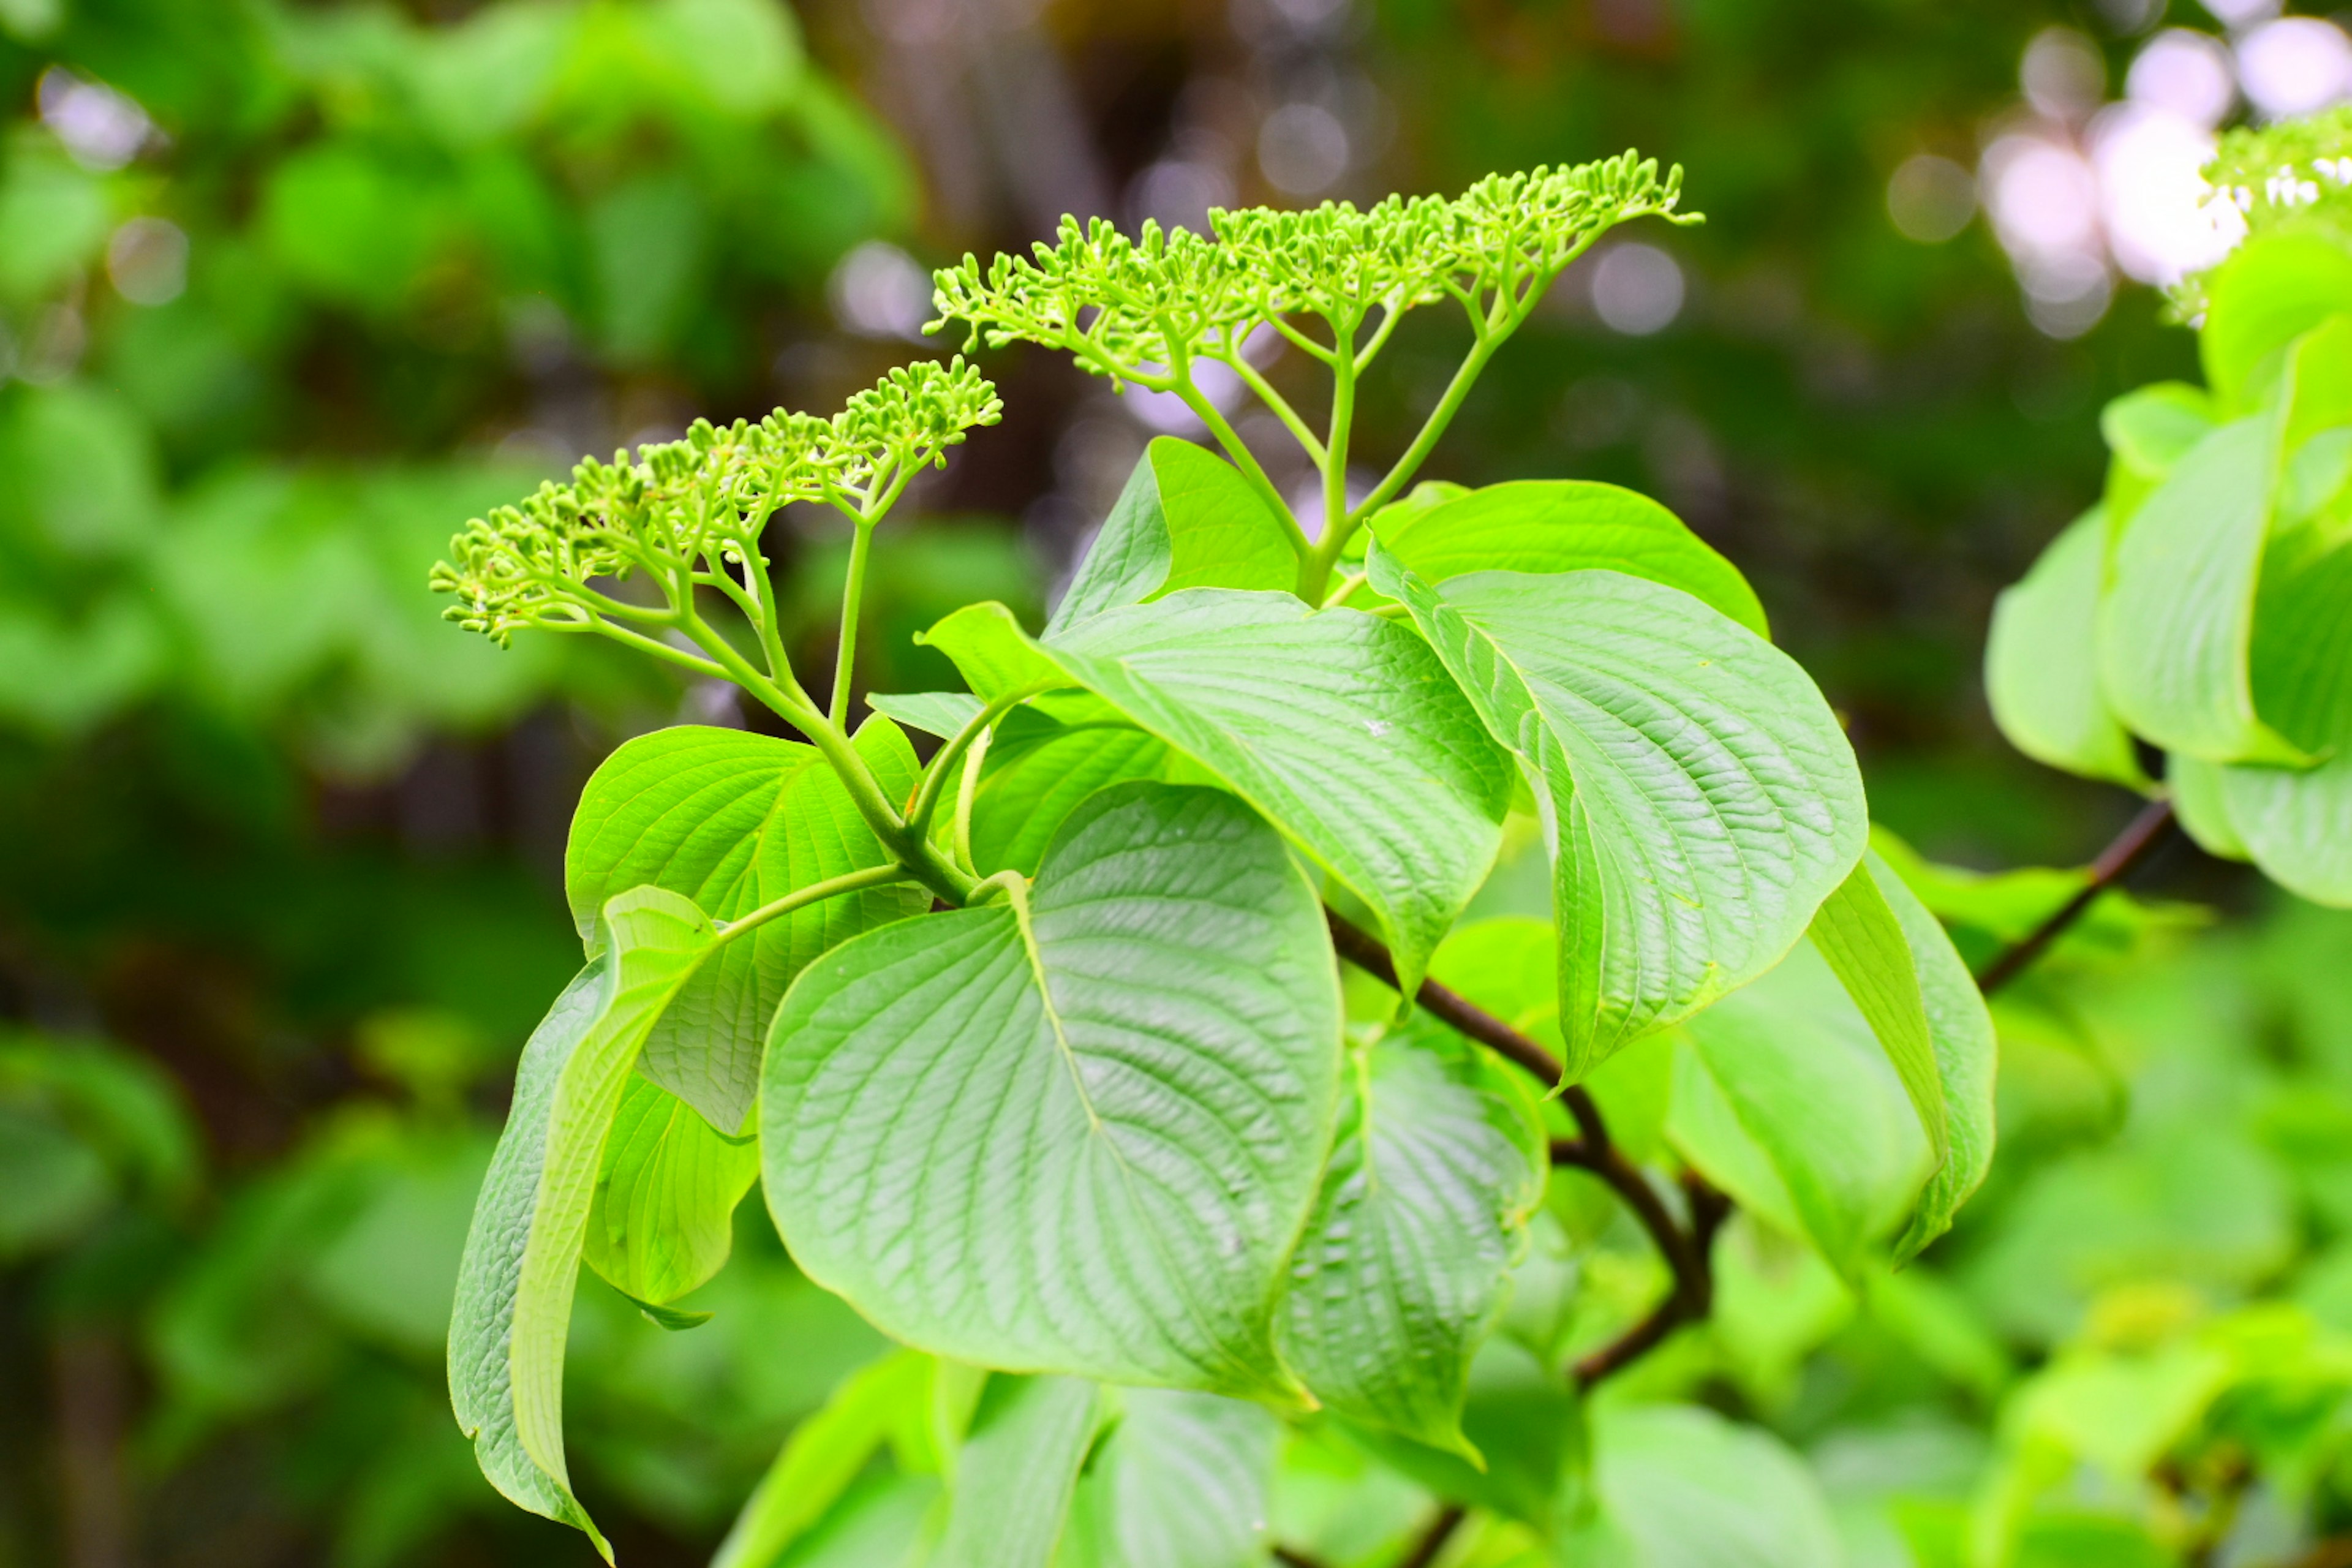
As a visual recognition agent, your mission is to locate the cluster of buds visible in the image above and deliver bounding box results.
[2174,106,2352,317]
[432,360,1000,644]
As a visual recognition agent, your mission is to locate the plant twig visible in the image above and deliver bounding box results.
[1975,796,2177,996]
[1396,1506,1466,1568]
[1321,909,1727,1389]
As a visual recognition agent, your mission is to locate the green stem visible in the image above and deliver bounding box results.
[1301,312,1359,600]
[719,862,915,944]
[1174,382,1311,562]
[1219,351,1326,467]
[579,615,731,682]
[832,516,878,728]
[1341,330,1499,540]
[908,687,1037,839]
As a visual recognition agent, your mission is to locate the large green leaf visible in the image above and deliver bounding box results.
[1374,480,1768,637]
[2098,411,2304,764]
[937,1376,1104,1568]
[1985,507,2149,788]
[1061,1389,1281,1568]
[1368,548,1866,1078]
[1278,1016,1546,1455]
[1807,860,1946,1163]
[762,782,1343,1397]
[2217,535,2352,906]
[2100,383,2215,532]
[1048,437,1297,633]
[1562,1403,1843,1567]
[565,719,927,1133]
[924,590,1513,999]
[2200,232,2352,410]
[1667,937,1933,1279]
[963,702,1186,878]
[1871,854,1998,1261]
[2168,753,2250,861]
[448,888,719,1558]
[580,1071,757,1310]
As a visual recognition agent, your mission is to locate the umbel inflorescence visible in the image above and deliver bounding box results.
[431,358,1001,647]
[2174,105,2352,316]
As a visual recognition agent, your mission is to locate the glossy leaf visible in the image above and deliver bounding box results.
[1668,937,1934,1278]
[762,782,1343,1397]
[935,1375,1102,1568]
[1808,858,1946,1162]
[565,719,926,1132]
[1370,548,1865,1077]
[1278,1017,1546,1455]
[448,889,721,1558]
[865,689,984,739]
[963,702,1185,878]
[1064,1389,1281,1568]
[581,1072,757,1308]
[925,590,1513,999]
[2098,412,2304,765]
[1985,507,2149,788]
[1374,479,1768,636]
[2218,535,2352,906]
[2200,231,2352,409]
[1048,437,1297,633]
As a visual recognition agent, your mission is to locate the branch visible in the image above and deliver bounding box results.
[1975,797,2177,996]
[1321,910,1727,1389]
[1395,1506,1466,1568]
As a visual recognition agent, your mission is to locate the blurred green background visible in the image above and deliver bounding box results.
[4,0,2350,1563]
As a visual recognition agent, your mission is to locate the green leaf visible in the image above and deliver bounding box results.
[1374,480,1769,637]
[565,718,927,1132]
[1562,1403,1843,1567]
[1667,938,1933,1279]
[714,1351,935,1568]
[867,689,985,739]
[1808,861,1947,1163]
[937,1376,1104,1568]
[1048,438,1298,634]
[1986,507,2150,788]
[762,782,1343,1396]
[924,590,1513,999]
[1871,855,1998,1261]
[2100,383,2215,532]
[622,1294,714,1330]
[1278,1017,1546,1455]
[581,1072,758,1308]
[448,899,728,1559]
[919,600,1072,701]
[1341,1337,1582,1531]
[963,703,1186,878]
[2098,408,2309,766]
[2200,232,2352,410]
[2216,534,2352,907]
[1368,548,1866,1079]
[1063,1389,1281,1568]
[2168,753,2250,861]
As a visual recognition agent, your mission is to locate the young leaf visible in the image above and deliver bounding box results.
[714,1351,936,1568]
[447,963,613,1555]
[565,719,927,1133]
[962,703,1185,878]
[448,888,720,1558]
[1808,860,1947,1163]
[1278,1016,1547,1456]
[925,590,1513,999]
[1985,507,2150,789]
[761,782,1343,1398]
[2217,534,2352,907]
[1667,938,1934,1280]
[1373,480,1768,637]
[581,1072,758,1309]
[865,689,985,739]
[1062,1390,1281,1568]
[1368,547,1866,1079]
[2101,383,2216,532]
[1048,437,1298,634]
[2098,411,2308,765]
[2199,230,2352,410]
[935,1376,1103,1568]
[2169,753,2252,861]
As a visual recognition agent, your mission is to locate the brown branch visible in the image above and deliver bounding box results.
[1975,796,2176,996]
[1396,1506,1466,1568]
[1324,909,1725,1391]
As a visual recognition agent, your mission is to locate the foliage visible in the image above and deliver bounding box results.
[431,160,2018,1562]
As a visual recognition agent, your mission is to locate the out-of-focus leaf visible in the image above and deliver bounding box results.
[1985,507,2148,788]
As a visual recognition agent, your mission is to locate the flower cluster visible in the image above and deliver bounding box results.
[927,153,1695,375]
[2174,106,2352,315]
[432,359,1000,644]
